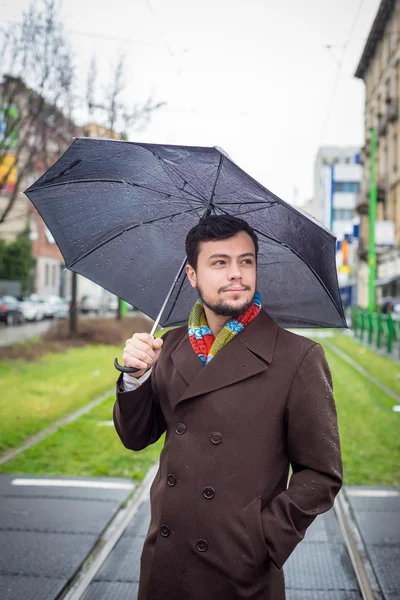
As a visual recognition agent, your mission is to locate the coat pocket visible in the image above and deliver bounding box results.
[243,495,268,567]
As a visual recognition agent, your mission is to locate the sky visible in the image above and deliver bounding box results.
[1,0,381,206]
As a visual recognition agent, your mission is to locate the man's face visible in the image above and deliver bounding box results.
[186,231,257,317]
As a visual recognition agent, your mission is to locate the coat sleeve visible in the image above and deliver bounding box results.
[113,337,168,452]
[261,342,343,569]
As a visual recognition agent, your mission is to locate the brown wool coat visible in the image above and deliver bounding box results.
[113,310,343,600]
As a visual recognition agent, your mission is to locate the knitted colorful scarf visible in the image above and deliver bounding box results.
[188,291,262,366]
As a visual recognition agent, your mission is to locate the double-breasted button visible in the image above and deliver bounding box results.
[203,486,215,499]
[160,524,170,537]
[210,431,222,444]
[196,539,208,552]
[175,423,187,435]
[167,474,176,486]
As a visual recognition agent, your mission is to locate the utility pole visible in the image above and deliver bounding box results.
[70,271,78,334]
[368,127,377,313]
[330,164,335,231]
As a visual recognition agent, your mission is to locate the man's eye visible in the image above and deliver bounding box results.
[212,261,225,265]
[242,259,253,264]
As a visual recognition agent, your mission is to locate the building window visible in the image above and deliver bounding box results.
[333,209,354,221]
[52,264,57,286]
[45,263,49,286]
[334,181,361,193]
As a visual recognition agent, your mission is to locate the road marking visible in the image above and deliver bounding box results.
[11,478,134,490]
[347,489,400,498]
[324,340,400,403]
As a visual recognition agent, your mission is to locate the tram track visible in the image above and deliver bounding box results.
[57,463,158,600]
[334,489,384,600]
[6,332,393,600]
[55,474,387,600]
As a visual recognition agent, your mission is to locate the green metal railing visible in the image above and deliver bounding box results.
[352,306,397,355]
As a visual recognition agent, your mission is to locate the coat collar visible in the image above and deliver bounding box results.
[170,309,279,409]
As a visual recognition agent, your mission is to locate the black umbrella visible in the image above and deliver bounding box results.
[25,138,347,342]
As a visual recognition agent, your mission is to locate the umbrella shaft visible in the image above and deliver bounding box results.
[150,256,187,336]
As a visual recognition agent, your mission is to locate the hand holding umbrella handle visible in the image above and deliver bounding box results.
[114,358,141,374]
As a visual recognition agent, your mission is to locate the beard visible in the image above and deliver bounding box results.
[197,284,255,318]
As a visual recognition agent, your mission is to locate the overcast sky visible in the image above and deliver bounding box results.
[2,0,381,205]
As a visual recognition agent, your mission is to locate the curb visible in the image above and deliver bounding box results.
[60,463,158,600]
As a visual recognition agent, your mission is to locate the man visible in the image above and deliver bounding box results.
[113,214,343,600]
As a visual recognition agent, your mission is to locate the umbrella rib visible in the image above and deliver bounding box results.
[27,178,205,204]
[149,158,206,220]
[215,206,345,320]
[138,144,209,206]
[204,154,224,217]
[67,207,199,269]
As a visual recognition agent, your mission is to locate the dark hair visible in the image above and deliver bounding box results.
[185,214,258,269]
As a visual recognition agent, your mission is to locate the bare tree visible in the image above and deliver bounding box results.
[83,54,165,320]
[0,0,77,226]
[0,0,166,331]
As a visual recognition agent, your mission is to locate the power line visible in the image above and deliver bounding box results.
[67,28,166,49]
[319,0,365,144]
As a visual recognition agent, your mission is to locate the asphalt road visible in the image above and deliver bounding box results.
[0,319,53,347]
[0,313,120,347]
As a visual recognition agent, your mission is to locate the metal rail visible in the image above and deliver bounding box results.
[334,489,384,600]
[58,463,159,600]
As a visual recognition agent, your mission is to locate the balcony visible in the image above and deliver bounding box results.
[378,116,388,137]
[377,184,386,203]
[355,196,369,215]
[388,100,398,123]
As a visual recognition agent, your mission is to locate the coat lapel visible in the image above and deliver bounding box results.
[170,309,279,410]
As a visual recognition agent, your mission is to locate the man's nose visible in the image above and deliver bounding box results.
[227,264,242,279]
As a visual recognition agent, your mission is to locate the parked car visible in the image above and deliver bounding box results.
[0,295,25,326]
[41,296,69,319]
[79,295,103,314]
[19,294,47,322]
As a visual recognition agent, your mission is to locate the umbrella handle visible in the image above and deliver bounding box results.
[114,358,141,374]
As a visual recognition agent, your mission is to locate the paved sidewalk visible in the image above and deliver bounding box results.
[0,475,134,600]
[1,476,399,599]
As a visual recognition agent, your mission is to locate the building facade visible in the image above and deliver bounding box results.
[309,147,362,306]
[312,146,362,235]
[355,0,400,307]
[0,79,119,303]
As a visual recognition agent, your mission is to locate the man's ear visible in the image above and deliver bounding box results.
[186,264,196,288]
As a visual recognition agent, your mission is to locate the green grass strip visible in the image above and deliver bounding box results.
[0,345,121,453]
[328,334,400,396]
[322,345,400,486]
[0,395,163,479]
[1,342,400,486]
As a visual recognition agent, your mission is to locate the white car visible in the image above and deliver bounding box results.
[19,295,47,322]
[41,296,69,319]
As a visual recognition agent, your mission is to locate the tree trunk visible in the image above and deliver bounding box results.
[116,297,122,321]
[69,271,78,334]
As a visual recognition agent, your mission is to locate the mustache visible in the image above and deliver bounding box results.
[218,284,251,293]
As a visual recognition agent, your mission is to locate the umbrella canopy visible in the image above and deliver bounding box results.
[25,138,347,329]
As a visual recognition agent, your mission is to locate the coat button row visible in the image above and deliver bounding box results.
[160,526,208,552]
[160,524,170,537]
[174,425,222,444]
[167,474,176,486]
[203,486,215,499]
[196,539,208,552]
[210,431,222,444]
